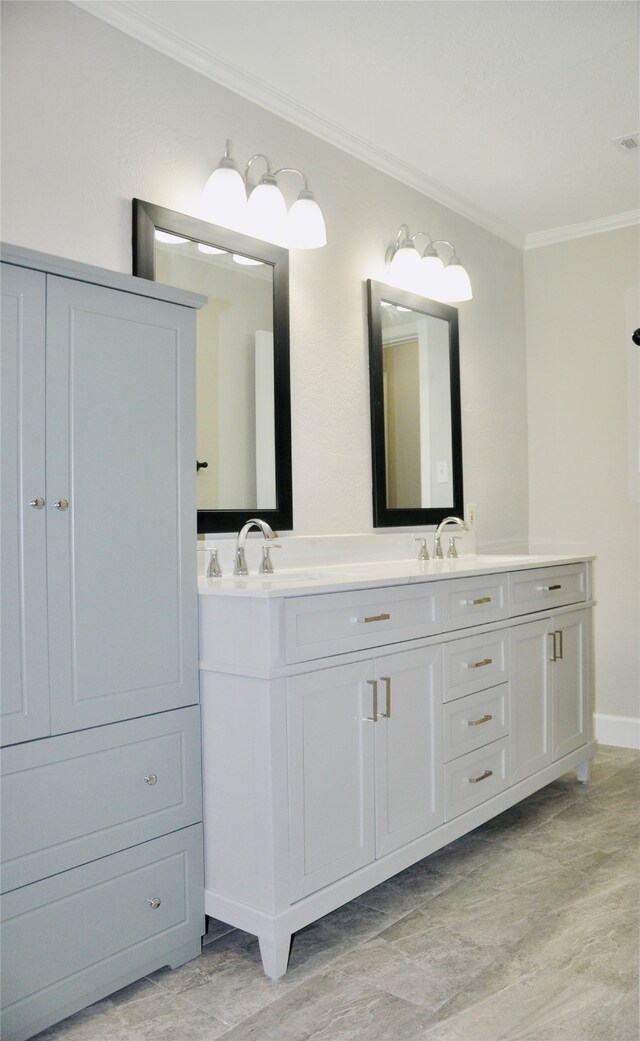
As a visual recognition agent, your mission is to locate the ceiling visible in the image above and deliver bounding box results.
[76,0,639,247]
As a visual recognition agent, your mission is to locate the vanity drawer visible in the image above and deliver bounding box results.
[444,738,509,821]
[509,564,588,615]
[284,584,441,663]
[1,707,202,893]
[443,629,509,702]
[0,825,203,1041]
[441,574,509,631]
[444,685,509,762]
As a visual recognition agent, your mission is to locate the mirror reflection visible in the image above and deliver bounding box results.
[155,241,275,511]
[133,200,292,533]
[367,280,463,527]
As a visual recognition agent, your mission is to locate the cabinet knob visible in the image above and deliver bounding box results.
[144,773,158,786]
[53,499,69,511]
[147,897,161,909]
[30,497,45,510]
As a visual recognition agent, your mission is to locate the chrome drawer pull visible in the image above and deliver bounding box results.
[464,657,493,670]
[537,583,561,591]
[30,497,45,510]
[464,713,493,727]
[147,897,161,909]
[144,773,158,786]
[53,499,69,511]
[468,769,493,784]
[365,679,378,722]
[554,629,563,661]
[464,596,492,606]
[356,612,391,624]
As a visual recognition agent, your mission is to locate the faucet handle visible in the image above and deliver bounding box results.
[413,536,429,562]
[259,543,281,574]
[446,536,461,559]
[206,548,222,577]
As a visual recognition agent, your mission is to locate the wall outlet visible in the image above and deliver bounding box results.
[467,503,477,529]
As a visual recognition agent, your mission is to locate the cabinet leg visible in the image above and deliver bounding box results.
[576,759,591,783]
[258,933,292,980]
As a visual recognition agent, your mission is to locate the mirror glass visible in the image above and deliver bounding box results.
[133,200,292,533]
[367,280,463,527]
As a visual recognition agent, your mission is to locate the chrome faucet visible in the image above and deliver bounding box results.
[233,518,278,575]
[433,516,468,559]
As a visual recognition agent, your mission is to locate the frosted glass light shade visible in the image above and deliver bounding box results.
[388,244,421,290]
[233,254,264,266]
[246,178,287,245]
[201,163,247,230]
[287,191,327,249]
[197,243,226,255]
[420,249,446,299]
[155,230,188,245]
[440,257,473,302]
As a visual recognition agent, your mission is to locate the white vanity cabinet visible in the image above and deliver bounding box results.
[287,644,443,902]
[510,608,590,783]
[1,246,205,1041]
[199,555,595,982]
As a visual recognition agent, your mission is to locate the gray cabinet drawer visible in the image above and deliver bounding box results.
[441,574,508,631]
[444,738,509,821]
[284,584,441,663]
[1,707,202,893]
[444,684,509,762]
[509,564,587,615]
[0,825,203,1041]
[442,629,509,702]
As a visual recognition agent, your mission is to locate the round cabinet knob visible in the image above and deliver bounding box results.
[147,897,161,910]
[30,497,45,510]
[144,773,158,786]
[54,499,69,511]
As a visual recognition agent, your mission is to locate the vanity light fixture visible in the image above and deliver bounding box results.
[200,140,327,249]
[386,224,473,302]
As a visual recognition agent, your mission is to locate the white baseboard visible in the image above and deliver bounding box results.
[594,713,640,750]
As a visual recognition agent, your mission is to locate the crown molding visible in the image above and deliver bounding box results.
[72,0,525,249]
[525,210,640,250]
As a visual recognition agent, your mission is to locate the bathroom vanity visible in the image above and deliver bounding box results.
[198,549,595,979]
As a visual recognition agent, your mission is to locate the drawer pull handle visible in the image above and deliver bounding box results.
[468,769,493,784]
[464,657,493,670]
[53,499,69,511]
[147,897,162,909]
[464,596,492,606]
[357,612,391,624]
[144,773,158,786]
[554,629,564,661]
[30,497,45,510]
[537,584,562,591]
[464,713,493,727]
[365,679,378,722]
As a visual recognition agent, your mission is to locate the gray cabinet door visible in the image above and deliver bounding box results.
[1,264,50,744]
[45,276,198,733]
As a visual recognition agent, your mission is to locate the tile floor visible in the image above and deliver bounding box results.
[34,745,639,1041]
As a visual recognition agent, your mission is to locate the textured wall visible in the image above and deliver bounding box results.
[1,0,529,542]
[525,226,640,727]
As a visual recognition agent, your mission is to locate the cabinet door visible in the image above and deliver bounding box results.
[1,264,50,744]
[374,646,443,858]
[287,662,375,901]
[509,618,553,783]
[45,277,198,733]
[552,609,590,760]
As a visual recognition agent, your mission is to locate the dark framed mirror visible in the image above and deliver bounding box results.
[367,279,463,527]
[133,199,292,533]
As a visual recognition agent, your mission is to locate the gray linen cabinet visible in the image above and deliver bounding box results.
[0,245,205,1041]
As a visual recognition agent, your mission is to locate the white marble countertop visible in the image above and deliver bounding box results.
[198,553,593,598]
